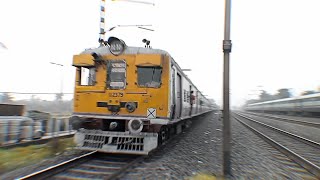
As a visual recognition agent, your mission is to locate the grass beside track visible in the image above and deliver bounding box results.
[0,138,75,174]
[190,173,218,180]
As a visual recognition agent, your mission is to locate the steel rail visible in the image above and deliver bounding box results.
[15,131,179,180]
[108,124,185,179]
[16,140,169,180]
[235,112,320,149]
[233,115,320,179]
[243,111,320,129]
[16,113,214,180]
[62,154,141,180]
[110,113,214,179]
[108,155,145,180]
[16,151,97,180]
[17,150,142,180]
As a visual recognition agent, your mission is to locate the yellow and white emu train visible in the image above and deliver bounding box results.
[71,37,215,155]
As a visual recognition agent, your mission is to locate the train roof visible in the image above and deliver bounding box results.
[81,46,170,56]
[248,92,320,106]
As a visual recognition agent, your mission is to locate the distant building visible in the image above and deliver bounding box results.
[0,104,25,116]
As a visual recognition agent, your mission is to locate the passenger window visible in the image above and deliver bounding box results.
[80,67,96,86]
[137,66,162,88]
[184,90,187,102]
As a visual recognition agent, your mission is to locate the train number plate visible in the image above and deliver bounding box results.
[109,92,124,97]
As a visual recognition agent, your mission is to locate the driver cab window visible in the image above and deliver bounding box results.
[80,67,96,86]
[137,66,162,88]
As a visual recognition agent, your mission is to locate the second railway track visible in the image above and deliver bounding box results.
[233,112,320,178]
[243,111,320,128]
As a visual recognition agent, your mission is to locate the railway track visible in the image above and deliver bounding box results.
[16,151,141,180]
[242,111,320,128]
[14,126,186,179]
[14,130,185,180]
[10,113,212,180]
[233,112,320,178]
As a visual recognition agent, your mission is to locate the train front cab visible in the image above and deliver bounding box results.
[71,50,172,155]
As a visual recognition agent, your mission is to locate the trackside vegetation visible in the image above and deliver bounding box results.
[0,138,75,174]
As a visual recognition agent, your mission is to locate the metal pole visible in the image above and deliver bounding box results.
[222,0,232,176]
[50,62,64,102]
[60,67,63,95]
[99,0,106,46]
[50,62,64,95]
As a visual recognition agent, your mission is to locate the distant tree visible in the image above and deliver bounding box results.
[301,90,317,96]
[275,88,292,99]
[245,88,295,106]
[259,90,273,101]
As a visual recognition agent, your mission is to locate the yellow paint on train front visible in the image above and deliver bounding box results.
[73,54,170,119]
[73,54,95,67]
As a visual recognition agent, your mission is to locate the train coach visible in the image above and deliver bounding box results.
[244,93,320,116]
[70,37,215,155]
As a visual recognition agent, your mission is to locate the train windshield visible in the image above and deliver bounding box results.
[107,60,126,89]
[137,66,162,88]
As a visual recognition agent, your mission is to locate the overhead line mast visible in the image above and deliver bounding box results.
[222,0,232,176]
[99,0,106,46]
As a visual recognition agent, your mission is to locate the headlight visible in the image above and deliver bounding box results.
[125,102,136,113]
[128,119,143,133]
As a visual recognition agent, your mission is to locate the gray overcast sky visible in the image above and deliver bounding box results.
[1,0,320,106]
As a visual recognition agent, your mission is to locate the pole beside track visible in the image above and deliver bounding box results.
[222,0,232,176]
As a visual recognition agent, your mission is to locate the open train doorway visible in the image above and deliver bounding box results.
[175,73,182,119]
[189,85,193,116]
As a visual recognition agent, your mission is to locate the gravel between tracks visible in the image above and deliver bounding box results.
[122,112,223,179]
[123,112,316,179]
[231,116,317,179]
